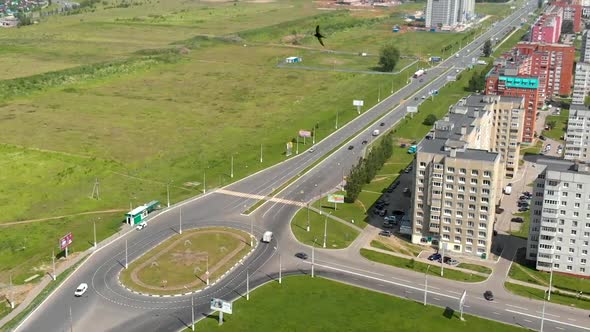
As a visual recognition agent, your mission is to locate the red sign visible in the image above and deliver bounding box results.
[60,232,73,250]
[299,130,312,138]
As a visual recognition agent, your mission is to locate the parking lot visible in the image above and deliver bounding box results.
[369,164,414,235]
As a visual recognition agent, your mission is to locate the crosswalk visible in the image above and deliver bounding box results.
[215,189,306,207]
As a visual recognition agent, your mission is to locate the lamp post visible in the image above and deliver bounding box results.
[306,203,311,232]
[230,154,234,178]
[246,269,250,300]
[179,207,183,235]
[548,239,555,300]
[540,290,547,332]
[312,237,317,278]
[250,217,254,247]
[93,218,97,248]
[279,253,282,284]
[184,286,195,331]
[125,239,128,269]
[52,249,56,280]
[206,254,210,286]
[323,213,330,248]
[335,110,339,129]
[440,242,445,277]
[424,265,431,306]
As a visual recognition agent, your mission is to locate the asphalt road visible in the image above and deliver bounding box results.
[16,2,579,332]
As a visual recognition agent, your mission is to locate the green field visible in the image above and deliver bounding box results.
[360,249,487,282]
[505,282,590,310]
[508,257,590,294]
[370,239,423,257]
[290,207,359,249]
[311,190,368,228]
[509,211,530,239]
[542,109,569,143]
[457,263,492,275]
[119,227,250,295]
[192,276,526,332]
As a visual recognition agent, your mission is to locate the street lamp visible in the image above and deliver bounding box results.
[323,213,330,248]
[167,180,172,207]
[312,237,317,278]
[206,254,210,285]
[184,286,194,331]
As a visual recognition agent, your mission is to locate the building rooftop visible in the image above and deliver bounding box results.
[569,103,590,116]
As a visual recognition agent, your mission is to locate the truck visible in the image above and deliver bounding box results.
[372,129,380,136]
[413,69,425,78]
[262,231,273,243]
[407,145,417,154]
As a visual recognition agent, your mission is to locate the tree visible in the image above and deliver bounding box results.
[423,114,438,126]
[561,20,574,35]
[378,44,400,72]
[482,40,492,57]
[468,72,486,92]
[547,120,557,129]
[537,0,543,8]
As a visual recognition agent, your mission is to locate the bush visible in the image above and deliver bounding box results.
[423,114,437,126]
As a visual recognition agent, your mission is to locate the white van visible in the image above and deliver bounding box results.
[262,231,273,243]
[372,129,380,136]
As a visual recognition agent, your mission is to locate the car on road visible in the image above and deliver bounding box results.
[348,145,354,150]
[308,147,315,153]
[421,95,426,99]
[75,283,88,297]
[403,187,410,194]
[511,217,525,223]
[384,216,396,222]
[414,97,418,101]
[295,252,309,260]
[380,122,385,127]
[484,290,494,301]
[136,222,147,230]
[379,230,392,237]
[428,253,441,261]
[362,140,368,145]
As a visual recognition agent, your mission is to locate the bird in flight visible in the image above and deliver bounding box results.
[314,25,326,47]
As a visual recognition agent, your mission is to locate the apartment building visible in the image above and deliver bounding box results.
[410,95,506,259]
[531,12,562,44]
[571,62,590,105]
[582,30,590,63]
[516,42,575,98]
[526,158,590,277]
[425,0,475,28]
[485,65,539,143]
[564,104,590,162]
[553,1,583,32]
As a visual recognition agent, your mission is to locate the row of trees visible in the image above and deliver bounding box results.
[344,132,394,202]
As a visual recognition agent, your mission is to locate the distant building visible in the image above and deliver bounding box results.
[526,158,590,277]
[425,0,474,29]
[285,56,302,64]
[581,30,590,62]
[572,62,590,105]
[564,104,590,162]
[530,11,562,43]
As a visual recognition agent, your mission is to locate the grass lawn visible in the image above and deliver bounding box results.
[360,249,487,282]
[192,276,527,332]
[119,227,251,295]
[370,239,422,257]
[312,190,368,228]
[504,282,590,310]
[0,212,122,284]
[521,140,543,155]
[0,302,12,322]
[291,207,360,249]
[509,211,530,239]
[457,263,492,275]
[476,1,519,19]
[542,109,569,143]
[287,51,416,73]
[508,258,590,294]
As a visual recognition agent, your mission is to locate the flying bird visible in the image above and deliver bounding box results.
[314,25,326,47]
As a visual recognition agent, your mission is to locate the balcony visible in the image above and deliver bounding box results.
[540,227,556,238]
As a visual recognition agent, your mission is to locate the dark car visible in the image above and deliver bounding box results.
[419,79,423,82]
[414,97,418,101]
[518,207,529,212]
[484,290,494,301]
[348,145,354,150]
[539,135,546,141]
[380,122,385,127]
[362,140,368,145]
[379,230,393,237]
[441,256,452,264]
[392,209,405,216]
[428,253,442,261]
[295,252,308,260]
[386,188,393,193]
[400,143,408,148]
[511,217,525,223]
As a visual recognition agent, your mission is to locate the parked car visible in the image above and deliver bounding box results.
[447,258,459,266]
[403,187,410,194]
[379,230,392,237]
[384,216,397,222]
[382,222,394,229]
[295,252,309,260]
[518,206,529,212]
[511,217,525,223]
[392,209,405,216]
[484,290,494,301]
[136,222,147,230]
[380,122,385,127]
[74,283,88,297]
[386,188,393,193]
[428,253,442,261]
[362,140,368,145]
[379,210,388,217]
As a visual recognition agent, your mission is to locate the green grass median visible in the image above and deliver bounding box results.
[291,208,359,249]
[504,282,590,310]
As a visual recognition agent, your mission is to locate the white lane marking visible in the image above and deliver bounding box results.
[430,286,440,290]
[506,304,528,311]
[536,311,560,318]
[310,262,459,300]
[447,290,461,295]
[524,319,532,323]
[314,259,385,277]
[493,312,501,315]
[433,297,441,301]
[568,318,577,322]
[555,327,564,331]
[505,309,590,331]
[463,305,471,308]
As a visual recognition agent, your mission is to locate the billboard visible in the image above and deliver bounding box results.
[60,232,73,250]
[298,130,312,138]
[210,298,232,314]
[406,106,418,113]
[327,194,345,204]
[353,100,364,107]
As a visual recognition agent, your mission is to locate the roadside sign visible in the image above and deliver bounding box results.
[59,232,73,251]
[353,100,364,107]
[406,106,418,113]
[327,194,345,204]
[210,298,233,314]
[298,130,312,138]
[286,141,293,157]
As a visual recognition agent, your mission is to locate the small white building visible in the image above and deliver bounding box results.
[285,56,302,64]
[0,16,18,28]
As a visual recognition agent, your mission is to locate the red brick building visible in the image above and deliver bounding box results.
[486,66,540,143]
[552,1,583,32]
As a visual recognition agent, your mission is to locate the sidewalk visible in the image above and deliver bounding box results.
[0,224,131,328]
[505,277,590,301]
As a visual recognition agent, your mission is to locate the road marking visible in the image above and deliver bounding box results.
[216,189,305,207]
[524,319,532,323]
[311,262,459,300]
[447,290,461,295]
[430,286,440,290]
[314,260,385,277]
[536,311,560,318]
[555,327,564,330]
[568,318,577,322]
[463,305,471,308]
[506,304,528,311]
[433,297,441,301]
[505,309,590,331]
[493,312,501,315]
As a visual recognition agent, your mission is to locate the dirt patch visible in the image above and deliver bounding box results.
[374,235,422,257]
[371,176,390,182]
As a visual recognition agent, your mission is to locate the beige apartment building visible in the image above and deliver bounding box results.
[410,94,523,259]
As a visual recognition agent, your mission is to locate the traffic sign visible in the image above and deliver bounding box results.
[210,298,232,314]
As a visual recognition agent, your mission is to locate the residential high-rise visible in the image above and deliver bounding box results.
[581,30,590,63]
[526,158,590,277]
[571,62,590,105]
[531,10,562,43]
[485,64,539,143]
[409,94,525,259]
[425,0,475,28]
[564,104,590,162]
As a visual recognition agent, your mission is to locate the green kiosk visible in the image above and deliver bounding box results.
[125,200,160,225]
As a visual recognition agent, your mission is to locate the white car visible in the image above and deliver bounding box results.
[136,221,147,230]
[308,147,315,153]
[74,283,88,297]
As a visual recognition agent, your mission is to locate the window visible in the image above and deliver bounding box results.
[443,226,450,232]
[568,257,573,262]
[466,238,473,244]
[469,196,476,202]
[445,193,453,199]
[569,248,575,253]
[483,171,491,177]
[458,185,465,192]
[571,230,577,235]
[420,162,426,168]
[455,228,462,233]
[459,177,466,184]
[483,180,491,186]
[477,239,486,246]
[562,192,568,197]
[576,193,582,198]
[446,184,454,190]
[445,201,453,207]
[567,265,573,271]
[446,175,454,182]
[471,170,479,176]
[447,167,455,173]
[563,182,569,188]
[469,204,476,210]
[454,236,461,242]
[470,187,476,193]
[577,184,583,190]
[468,212,475,219]
[582,259,587,265]
[570,239,576,244]
[470,179,478,185]
[459,168,466,174]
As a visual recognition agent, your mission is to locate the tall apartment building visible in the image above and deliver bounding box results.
[531,12,562,43]
[571,62,590,105]
[425,0,474,28]
[526,158,590,277]
[582,30,590,63]
[564,104,590,162]
[410,94,525,259]
[553,2,583,32]
[516,42,576,98]
[485,65,539,143]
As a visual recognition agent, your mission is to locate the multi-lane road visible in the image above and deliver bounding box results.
[16,2,590,332]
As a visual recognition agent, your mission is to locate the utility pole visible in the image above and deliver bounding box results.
[69,305,73,332]
[311,238,316,278]
[250,218,254,247]
[540,291,547,332]
[323,214,328,248]
[296,136,299,154]
[260,144,263,163]
[52,249,56,281]
[246,269,250,301]
[440,243,445,277]
[278,254,282,284]
[9,274,13,309]
[179,207,183,235]
[230,155,234,178]
[378,85,381,102]
[335,110,339,129]
[206,254,210,286]
[306,203,310,232]
[424,265,431,306]
[548,239,555,300]
[125,239,128,269]
[191,292,195,331]
[167,180,171,207]
[203,172,206,194]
